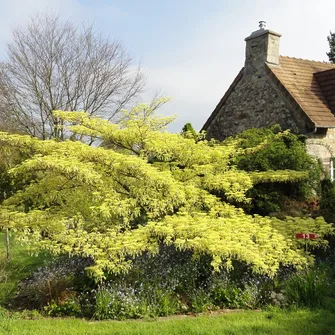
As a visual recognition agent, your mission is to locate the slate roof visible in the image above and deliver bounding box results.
[267,56,335,128]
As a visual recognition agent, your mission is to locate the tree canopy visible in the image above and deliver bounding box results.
[181,122,197,140]
[327,30,335,63]
[0,100,333,279]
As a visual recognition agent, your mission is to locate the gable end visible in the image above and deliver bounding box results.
[201,68,243,132]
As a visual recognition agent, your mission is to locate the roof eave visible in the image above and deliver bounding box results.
[315,125,335,129]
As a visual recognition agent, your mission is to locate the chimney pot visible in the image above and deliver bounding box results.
[259,21,266,30]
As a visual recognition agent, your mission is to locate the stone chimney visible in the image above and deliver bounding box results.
[244,21,281,76]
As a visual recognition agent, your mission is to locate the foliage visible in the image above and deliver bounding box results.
[327,30,335,63]
[45,299,81,317]
[180,122,206,143]
[0,256,10,290]
[284,264,335,309]
[14,256,93,310]
[318,179,335,223]
[210,282,260,309]
[181,122,197,139]
[2,223,335,320]
[0,101,333,280]
[21,250,269,318]
[0,233,51,306]
[91,282,179,320]
[0,142,23,203]
[224,126,322,215]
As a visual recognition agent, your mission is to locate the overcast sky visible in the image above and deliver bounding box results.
[0,0,334,132]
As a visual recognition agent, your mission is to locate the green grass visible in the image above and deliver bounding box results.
[0,309,335,335]
[0,232,51,304]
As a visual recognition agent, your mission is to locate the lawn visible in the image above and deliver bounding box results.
[0,309,335,335]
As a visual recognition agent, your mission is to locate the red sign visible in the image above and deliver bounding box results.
[296,233,318,239]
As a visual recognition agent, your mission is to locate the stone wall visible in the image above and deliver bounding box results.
[306,129,335,175]
[205,71,307,141]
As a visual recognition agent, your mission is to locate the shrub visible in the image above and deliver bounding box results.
[91,282,180,320]
[16,309,43,319]
[225,126,322,216]
[188,288,214,313]
[12,244,335,319]
[45,298,81,317]
[0,256,16,305]
[319,179,335,223]
[14,256,93,310]
[126,246,212,293]
[284,264,335,309]
[210,281,261,309]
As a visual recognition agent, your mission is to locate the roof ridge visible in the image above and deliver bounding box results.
[279,55,335,66]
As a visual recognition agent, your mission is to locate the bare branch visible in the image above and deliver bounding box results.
[0,13,145,140]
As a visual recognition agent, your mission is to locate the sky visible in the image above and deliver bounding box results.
[0,0,334,132]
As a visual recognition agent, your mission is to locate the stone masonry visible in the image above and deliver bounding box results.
[205,69,305,141]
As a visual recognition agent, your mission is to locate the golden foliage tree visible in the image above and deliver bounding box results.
[0,99,333,279]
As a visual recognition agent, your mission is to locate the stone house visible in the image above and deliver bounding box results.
[202,22,335,178]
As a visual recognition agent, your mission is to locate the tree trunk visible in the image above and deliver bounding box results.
[5,228,10,260]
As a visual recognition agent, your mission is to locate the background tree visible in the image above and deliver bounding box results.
[181,122,197,139]
[180,122,206,142]
[327,30,335,63]
[0,69,25,134]
[0,13,145,140]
